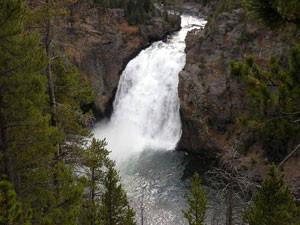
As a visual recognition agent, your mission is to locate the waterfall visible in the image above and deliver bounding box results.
[94,15,206,160]
[94,15,206,225]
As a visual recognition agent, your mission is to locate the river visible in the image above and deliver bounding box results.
[93,15,206,225]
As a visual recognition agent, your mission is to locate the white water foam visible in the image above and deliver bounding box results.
[94,14,207,225]
[94,15,206,161]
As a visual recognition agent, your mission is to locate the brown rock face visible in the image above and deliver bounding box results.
[57,4,181,118]
[177,9,292,158]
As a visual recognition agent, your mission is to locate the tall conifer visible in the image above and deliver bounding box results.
[245,165,300,225]
[100,164,136,225]
[183,173,207,225]
[0,1,83,224]
[79,138,111,225]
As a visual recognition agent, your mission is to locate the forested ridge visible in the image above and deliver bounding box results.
[1,0,300,224]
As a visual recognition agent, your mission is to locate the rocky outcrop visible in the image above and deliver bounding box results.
[180,2,217,17]
[57,3,181,118]
[177,9,292,158]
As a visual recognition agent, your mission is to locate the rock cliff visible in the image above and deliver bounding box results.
[57,3,181,118]
[178,6,300,198]
[178,9,292,157]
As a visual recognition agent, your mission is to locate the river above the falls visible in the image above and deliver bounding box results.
[93,15,207,225]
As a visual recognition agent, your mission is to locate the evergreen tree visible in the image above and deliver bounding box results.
[0,180,30,225]
[95,0,154,25]
[183,173,207,225]
[0,0,52,182]
[0,0,66,220]
[29,160,83,225]
[0,1,86,224]
[79,138,111,225]
[27,2,95,223]
[1,1,135,224]
[245,165,300,225]
[100,163,136,225]
[29,0,96,164]
[52,57,95,164]
[229,45,300,162]
[244,0,300,30]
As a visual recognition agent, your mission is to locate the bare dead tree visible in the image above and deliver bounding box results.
[277,143,300,171]
[140,182,147,225]
[206,139,256,225]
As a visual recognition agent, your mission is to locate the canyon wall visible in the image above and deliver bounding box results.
[178,9,292,157]
[57,3,181,117]
[177,7,300,197]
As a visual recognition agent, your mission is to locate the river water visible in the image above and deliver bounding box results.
[93,15,206,225]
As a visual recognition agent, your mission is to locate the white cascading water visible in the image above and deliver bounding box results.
[94,15,206,225]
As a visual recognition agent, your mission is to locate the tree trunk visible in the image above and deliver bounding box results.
[91,167,95,225]
[227,182,233,225]
[45,0,61,198]
[0,98,12,183]
[45,0,57,128]
[109,192,112,225]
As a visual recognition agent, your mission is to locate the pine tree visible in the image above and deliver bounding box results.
[244,0,300,30]
[0,180,30,225]
[245,165,300,225]
[35,162,83,225]
[0,0,61,210]
[0,1,85,224]
[229,45,300,162]
[26,2,95,223]
[100,163,136,225]
[52,57,95,164]
[79,138,111,225]
[29,0,95,163]
[0,0,52,182]
[78,138,137,225]
[183,173,207,225]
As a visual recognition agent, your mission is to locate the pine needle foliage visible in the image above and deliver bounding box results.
[0,1,137,225]
[100,163,136,225]
[245,164,300,225]
[229,45,300,162]
[183,173,207,225]
[244,0,300,33]
[79,138,112,225]
[0,180,31,225]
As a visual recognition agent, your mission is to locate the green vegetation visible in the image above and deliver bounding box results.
[79,138,136,225]
[237,20,257,44]
[159,0,213,7]
[245,165,300,225]
[0,0,136,224]
[183,173,207,225]
[100,164,136,225]
[0,181,31,225]
[230,46,300,162]
[196,0,300,223]
[214,0,240,16]
[3,0,300,223]
[206,0,241,30]
[226,0,300,163]
[244,0,300,31]
[94,0,154,25]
